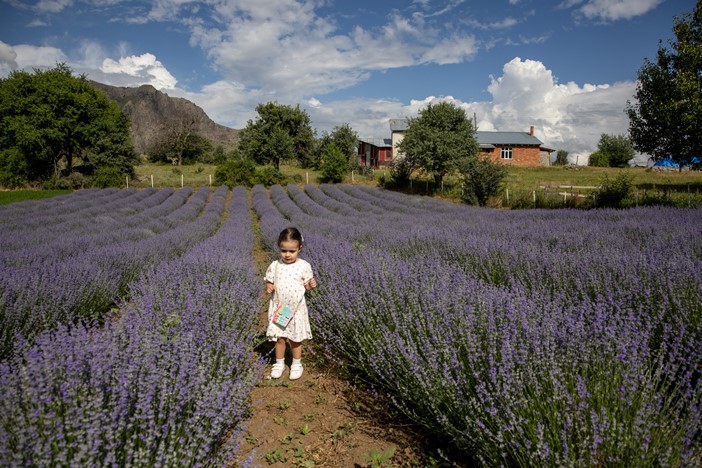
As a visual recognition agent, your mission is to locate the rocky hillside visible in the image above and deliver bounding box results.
[90,81,240,154]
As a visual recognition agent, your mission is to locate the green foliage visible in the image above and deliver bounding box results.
[316,123,359,170]
[460,156,508,206]
[214,158,286,188]
[319,143,348,183]
[146,121,212,166]
[626,2,702,169]
[592,174,633,208]
[397,101,478,186]
[0,63,138,188]
[380,157,414,189]
[93,166,125,188]
[588,150,610,167]
[554,150,569,166]
[596,133,635,167]
[238,102,315,169]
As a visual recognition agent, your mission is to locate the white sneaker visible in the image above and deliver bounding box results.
[270,362,285,379]
[289,363,303,380]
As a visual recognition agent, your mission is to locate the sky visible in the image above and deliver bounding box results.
[0,0,697,164]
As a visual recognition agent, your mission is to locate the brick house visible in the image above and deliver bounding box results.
[383,119,553,167]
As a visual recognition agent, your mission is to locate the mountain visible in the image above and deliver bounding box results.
[90,81,240,154]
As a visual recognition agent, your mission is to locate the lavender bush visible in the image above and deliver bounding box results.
[0,186,263,465]
[254,184,702,466]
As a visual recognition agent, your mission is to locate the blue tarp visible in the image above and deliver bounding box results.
[652,157,700,168]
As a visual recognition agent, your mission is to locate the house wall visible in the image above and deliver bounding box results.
[483,146,542,166]
[359,142,393,168]
[392,132,405,160]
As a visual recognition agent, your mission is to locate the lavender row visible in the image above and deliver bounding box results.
[0,186,263,466]
[0,188,178,260]
[0,187,228,358]
[0,187,139,236]
[257,185,702,465]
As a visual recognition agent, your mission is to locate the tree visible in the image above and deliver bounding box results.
[626,1,702,170]
[588,151,609,167]
[459,156,507,206]
[317,124,359,170]
[554,150,569,166]
[237,102,315,169]
[320,143,348,183]
[0,63,138,187]
[397,102,478,187]
[147,119,212,165]
[595,133,635,167]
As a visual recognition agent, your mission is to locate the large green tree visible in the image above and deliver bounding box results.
[147,119,212,165]
[0,64,138,187]
[237,102,315,169]
[316,123,359,170]
[397,101,478,187]
[594,133,635,168]
[626,1,702,169]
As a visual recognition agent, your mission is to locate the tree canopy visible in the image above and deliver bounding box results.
[317,123,359,170]
[147,119,212,165]
[626,1,702,169]
[237,102,315,169]
[0,64,138,188]
[397,101,478,186]
[591,134,635,168]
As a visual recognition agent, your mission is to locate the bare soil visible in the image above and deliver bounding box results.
[227,287,442,468]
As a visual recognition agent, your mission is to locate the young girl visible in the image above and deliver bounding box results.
[264,227,317,380]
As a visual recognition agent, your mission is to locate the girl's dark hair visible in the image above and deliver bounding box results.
[278,227,303,246]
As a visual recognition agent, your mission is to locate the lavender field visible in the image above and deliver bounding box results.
[1,184,701,466]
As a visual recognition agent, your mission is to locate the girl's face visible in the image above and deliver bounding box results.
[279,240,301,264]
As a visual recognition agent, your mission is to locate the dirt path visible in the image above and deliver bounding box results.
[229,341,430,467]
[229,215,433,467]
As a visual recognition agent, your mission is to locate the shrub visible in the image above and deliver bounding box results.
[214,159,257,188]
[320,144,348,183]
[591,174,632,208]
[460,156,507,206]
[255,165,286,187]
[93,166,124,188]
[588,150,609,167]
[381,157,413,189]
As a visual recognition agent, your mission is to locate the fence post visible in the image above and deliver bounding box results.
[351,171,354,183]
[306,172,309,184]
[151,175,154,188]
[209,174,212,186]
[506,188,509,204]
[533,190,536,209]
[181,174,184,188]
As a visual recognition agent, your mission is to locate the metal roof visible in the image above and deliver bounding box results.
[359,138,392,147]
[476,131,542,146]
[388,119,544,146]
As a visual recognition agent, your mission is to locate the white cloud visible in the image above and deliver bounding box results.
[188,0,477,99]
[0,41,19,75]
[572,0,663,22]
[12,44,67,69]
[100,53,177,89]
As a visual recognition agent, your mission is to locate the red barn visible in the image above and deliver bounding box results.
[358,138,393,168]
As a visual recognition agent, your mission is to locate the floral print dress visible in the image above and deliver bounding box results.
[265,259,314,342]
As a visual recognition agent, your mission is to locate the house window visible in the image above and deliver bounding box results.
[501,146,513,160]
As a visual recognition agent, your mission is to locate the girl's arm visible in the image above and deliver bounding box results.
[305,278,317,290]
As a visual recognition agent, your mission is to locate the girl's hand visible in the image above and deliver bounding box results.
[305,278,317,290]
[265,281,275,294]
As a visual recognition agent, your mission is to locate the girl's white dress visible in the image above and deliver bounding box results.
[265,258,314,342]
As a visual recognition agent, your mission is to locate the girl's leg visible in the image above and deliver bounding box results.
[270,338,287,379]
[289,340,302,360]
[274,338,287,360]
[289,341,303,380]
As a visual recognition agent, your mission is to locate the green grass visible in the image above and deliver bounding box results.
[131,163,220,189]
[0,189,72,205]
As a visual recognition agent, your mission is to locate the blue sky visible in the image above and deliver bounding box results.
[0,0,696,162]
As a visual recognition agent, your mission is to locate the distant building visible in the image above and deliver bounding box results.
[358,138,393,168]
[364,119,554,167]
